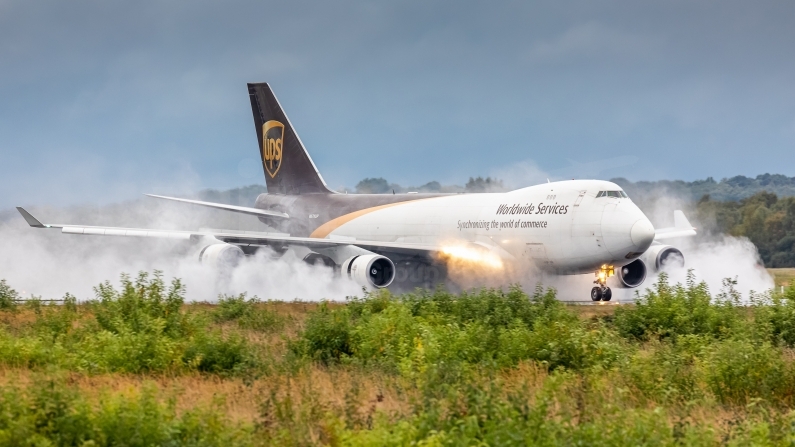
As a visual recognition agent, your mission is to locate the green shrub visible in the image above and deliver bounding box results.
[0,329,61,368]
[215,293,284,332]
[397,284,569,329]
[752,284,795,346]
[297,286,621,374]
[0,279,18,310]
[184,331,255,374]
[521,319,625,371]
[32,295,81,342]
[614,272,740,341]
[293,302,355,363]
[215,293,254,322]
[92,271,191,339]
[705,339,792,405]
[0,272,262,375]
[623,336,706,404]
[75,324,183,373]
[0,378,255,446]
[336,370,715,446]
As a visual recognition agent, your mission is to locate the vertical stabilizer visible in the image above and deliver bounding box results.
[248,83,332,195]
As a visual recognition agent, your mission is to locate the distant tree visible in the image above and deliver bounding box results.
[465,177,506,193]
[417,181,441,192]
[355,178,391,194]
[696,192,795,267]
[614,173,795,203]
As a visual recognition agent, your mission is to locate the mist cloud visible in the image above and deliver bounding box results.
[0,203,362,302]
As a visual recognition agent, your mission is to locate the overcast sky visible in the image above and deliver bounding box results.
[1,0,794,207]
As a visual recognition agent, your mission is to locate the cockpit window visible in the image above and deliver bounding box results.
[597,190,628,198]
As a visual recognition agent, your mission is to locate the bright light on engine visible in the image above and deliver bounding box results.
[439,245,504,269]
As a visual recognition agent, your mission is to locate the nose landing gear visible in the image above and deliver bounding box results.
[591,265,614,302]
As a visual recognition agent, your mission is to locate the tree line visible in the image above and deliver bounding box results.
[696,192,795,267]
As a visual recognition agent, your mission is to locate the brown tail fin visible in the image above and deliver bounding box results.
[248,83,332,195]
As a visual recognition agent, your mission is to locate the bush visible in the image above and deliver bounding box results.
[0,279,18,310]
[0,272,261,375]
[76,324,183,373]
[397,284,569,329]
[296,286,622,374]
[623,336,706,404]
[614,272,740,341]
[293,302,355,364]
[215,293,284,332]
[92,271,191,338]
[752,284,795,346]
[184,331,256,374]
[0,378,255,446]
[705,339,792,405]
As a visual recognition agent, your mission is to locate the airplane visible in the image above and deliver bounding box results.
[16,83,696,301]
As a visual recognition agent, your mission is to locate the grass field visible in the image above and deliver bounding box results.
[2,272,795,445]
[770,268,795,287]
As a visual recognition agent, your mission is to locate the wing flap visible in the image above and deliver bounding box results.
[145,194,289,219]
[61,226,194,240]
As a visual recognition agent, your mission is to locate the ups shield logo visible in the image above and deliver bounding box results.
[262,120,284,178]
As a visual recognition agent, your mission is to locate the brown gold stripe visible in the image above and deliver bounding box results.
[309,202,410,238]
[310,196,444,239]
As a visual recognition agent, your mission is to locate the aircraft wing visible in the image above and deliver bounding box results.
[144,194,289,218]
[15,207,440,256]
[654,210,697,240]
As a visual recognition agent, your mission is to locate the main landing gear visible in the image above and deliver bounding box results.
[591,264,614,302]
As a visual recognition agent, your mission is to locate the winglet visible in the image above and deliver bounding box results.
[16,207,47,228]
[674,210,693,229]
[654,210,697,240]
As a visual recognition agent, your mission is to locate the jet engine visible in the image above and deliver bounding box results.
[641,244,685,271]
[617,259,647,288]
[198,243,245,269]
[341,254,396,289]
[615,244,685,288]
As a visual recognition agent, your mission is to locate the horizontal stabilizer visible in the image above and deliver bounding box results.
[655,210,697,240]
[145,194,289,218]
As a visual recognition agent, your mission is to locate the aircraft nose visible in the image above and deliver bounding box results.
[630,219,655,251]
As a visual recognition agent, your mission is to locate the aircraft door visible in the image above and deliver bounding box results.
[570,191,605,249]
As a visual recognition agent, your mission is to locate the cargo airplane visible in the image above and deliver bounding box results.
[17,83,696,301]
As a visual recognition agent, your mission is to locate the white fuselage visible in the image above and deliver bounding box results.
[325,180,655,274]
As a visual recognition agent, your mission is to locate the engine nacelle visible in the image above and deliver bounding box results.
[341,254,396,289]
[617,259,647,288]
[615,244,685,288]
[198,243,244,269]
[641,244,685,271]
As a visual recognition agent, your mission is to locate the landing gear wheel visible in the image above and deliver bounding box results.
[602,287,612,301]
[590,287,603,301]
